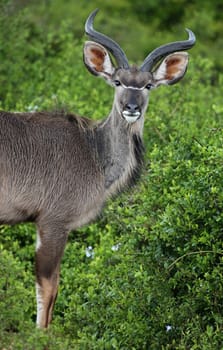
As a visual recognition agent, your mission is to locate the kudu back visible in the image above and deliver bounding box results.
[0,9,195,328]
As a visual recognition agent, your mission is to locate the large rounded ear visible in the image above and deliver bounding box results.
[152,52,189,86]
[83,41,115,82]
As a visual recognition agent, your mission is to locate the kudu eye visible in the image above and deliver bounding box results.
[145,83,153,90]
[114,80,121,86]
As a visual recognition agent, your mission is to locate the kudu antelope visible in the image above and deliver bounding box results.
[0,9,195,328]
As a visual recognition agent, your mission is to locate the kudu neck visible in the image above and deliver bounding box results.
[91,103,145,194]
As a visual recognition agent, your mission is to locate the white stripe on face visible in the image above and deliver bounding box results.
[122,84,145,90]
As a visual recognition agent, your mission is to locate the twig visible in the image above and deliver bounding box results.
[167,250,223,272]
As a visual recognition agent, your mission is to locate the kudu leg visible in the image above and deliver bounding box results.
[35,228,68,328]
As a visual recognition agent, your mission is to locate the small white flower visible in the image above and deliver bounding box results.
[111,243,121,252]
[85,246,94,258]
[166,325,172,332]
[27,105,39,112]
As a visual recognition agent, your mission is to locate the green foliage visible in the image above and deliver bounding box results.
[0,1,223,349]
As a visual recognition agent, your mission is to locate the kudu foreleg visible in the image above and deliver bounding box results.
[35,228,68,328]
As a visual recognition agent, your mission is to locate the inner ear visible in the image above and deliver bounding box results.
[153,52,189,86]
[165,53,188,80]
[83,41,115,78]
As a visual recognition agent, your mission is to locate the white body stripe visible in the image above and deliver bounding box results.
[36,231,42,251]
[36,283,44,327]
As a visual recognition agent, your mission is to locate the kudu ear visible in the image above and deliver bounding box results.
[152,52,189,86]
[83,41,115,81]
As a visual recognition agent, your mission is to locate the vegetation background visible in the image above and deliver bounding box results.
[0,0,223,349]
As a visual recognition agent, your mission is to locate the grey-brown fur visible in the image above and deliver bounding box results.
[0,110,142,228]
[0,107,144,328]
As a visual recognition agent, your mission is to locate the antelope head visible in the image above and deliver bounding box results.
[84,9,196,124]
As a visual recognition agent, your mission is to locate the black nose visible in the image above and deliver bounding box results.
[125,103,140,113]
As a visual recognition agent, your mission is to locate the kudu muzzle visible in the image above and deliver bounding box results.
[122,91,142,123]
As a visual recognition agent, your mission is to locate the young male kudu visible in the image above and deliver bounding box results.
[0,9,195,328]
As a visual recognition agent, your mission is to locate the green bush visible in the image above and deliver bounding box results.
[0,1,223,349]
